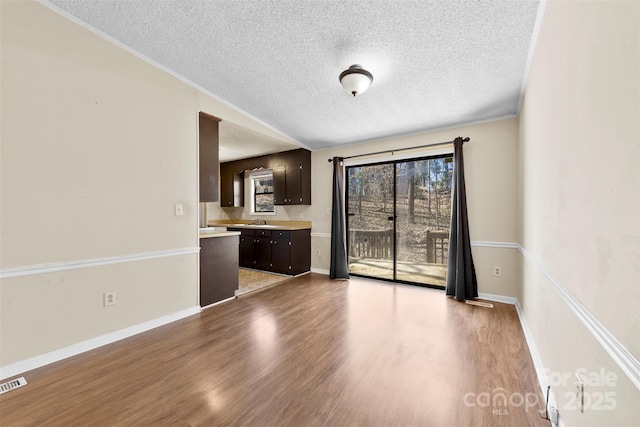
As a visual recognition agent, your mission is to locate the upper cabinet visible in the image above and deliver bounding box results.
[272,149,311,205]
[199,112,221,202]
[220,148,311,207]
[219,162,244,207]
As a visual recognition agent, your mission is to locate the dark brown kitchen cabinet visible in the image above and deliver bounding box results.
[220,148,310,208]
[219,163,244,207]
[273,164,304,205]
[228,228,311,275]
[199,235,238,307]
[254,235,272,270]
[272,150,310,205]
[270,232,291,274]
[238,229,255,268]
[199,112,221,202]
[289,229,311,275]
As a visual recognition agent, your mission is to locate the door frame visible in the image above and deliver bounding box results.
[345,153,452,290]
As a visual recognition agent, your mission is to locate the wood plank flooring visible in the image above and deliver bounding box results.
[0,274,550,426]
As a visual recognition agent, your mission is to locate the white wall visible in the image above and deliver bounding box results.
[310,118,521,297]
[518,1,639,425]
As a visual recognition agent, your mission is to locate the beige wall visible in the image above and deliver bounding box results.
[0,1,296,367]
[518,1,639,425]
[310,118,521,297]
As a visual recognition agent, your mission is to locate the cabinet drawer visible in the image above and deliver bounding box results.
[228,228,254,236]
[273,230,290,239]
[256,229,272,237]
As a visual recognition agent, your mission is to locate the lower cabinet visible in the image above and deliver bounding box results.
[239,233,256,268]
[229,228,311,275]
[200,235,239,307]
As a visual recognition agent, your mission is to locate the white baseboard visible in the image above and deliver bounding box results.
[515,300,564,427]
[0,306,201,381]
[477,292,518,305]
[201,296,235,309]
[310,267,330,275]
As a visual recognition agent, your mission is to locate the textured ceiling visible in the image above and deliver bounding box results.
[46,0,541,154]
[218,120,298,162]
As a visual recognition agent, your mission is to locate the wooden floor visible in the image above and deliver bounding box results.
[0,274,549,427]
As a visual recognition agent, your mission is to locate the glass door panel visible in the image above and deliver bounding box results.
[346,164,395,280]
[395,157,453,286]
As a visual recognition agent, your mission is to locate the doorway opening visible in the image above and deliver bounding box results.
[346,154,453,288]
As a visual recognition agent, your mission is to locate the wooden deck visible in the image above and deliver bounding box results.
[349,258,448,286]
[0,273,547,427]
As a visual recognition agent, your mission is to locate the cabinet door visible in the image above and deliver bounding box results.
[220,164,233,207]
[199,113,220,202]
[290,229,311,275]
[270,237,291,274]
[220,165,244,207]
[239,235,255,268]
[273,167,287,205]
[255,236,272,270]
[200,236,239,307]
[286,165,302,204]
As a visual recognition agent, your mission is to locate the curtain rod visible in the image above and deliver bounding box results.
[327,137,470,162]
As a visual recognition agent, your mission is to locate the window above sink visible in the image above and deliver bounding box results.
[250,171,276,216]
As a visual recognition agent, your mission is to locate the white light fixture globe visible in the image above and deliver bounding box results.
[339,64,373,96]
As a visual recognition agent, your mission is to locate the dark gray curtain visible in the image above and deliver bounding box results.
[446,137,478,301]
[330,157,349,279]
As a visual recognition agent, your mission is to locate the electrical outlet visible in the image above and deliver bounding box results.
[493,266,502,277]
[550,406,560,425]
[174,203,184,216]
[104,290,117,307]
[316,249,320,256]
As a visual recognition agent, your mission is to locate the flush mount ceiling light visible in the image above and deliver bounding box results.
[339,64,373,96]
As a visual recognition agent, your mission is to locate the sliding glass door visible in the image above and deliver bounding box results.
[346,155,453,288]
[346,164,395,280]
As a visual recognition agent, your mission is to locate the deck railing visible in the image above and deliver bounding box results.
[425,230,449,264]
[348,229,393,259]
[348,229,449,265]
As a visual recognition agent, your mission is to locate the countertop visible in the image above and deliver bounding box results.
[208,220,312,231]
[199,228,241,239]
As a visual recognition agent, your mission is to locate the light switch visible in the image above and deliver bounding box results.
[174,203,184,216]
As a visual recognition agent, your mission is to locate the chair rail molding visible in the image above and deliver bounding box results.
[0,247,200,279]
[518,244,640,391]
